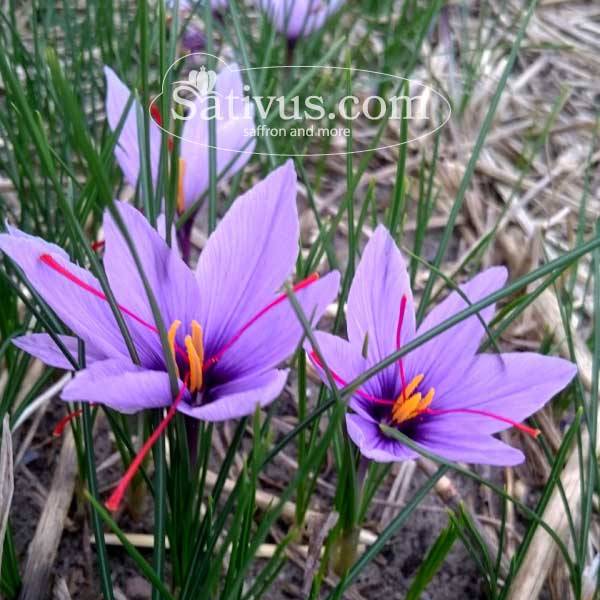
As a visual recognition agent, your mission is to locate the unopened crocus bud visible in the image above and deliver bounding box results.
[259,0,345,40]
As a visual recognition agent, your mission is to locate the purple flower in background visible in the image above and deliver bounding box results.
[308,225,577,465]
[166,0,228,52]
[1,161,339,506]
[259,0,344,40]
[168,0,228,11]
[104,64,255,214]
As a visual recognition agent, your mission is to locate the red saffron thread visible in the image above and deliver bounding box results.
[309,350,393,406]
[53,408,84,436]
[40,254,158,332]
[39,253,188,362]
[41,254,322,373]
[204,273,321,369]
[91,240,105,251]
[424,407,540,438]
[150,104,174,151]
[105,379,188,512]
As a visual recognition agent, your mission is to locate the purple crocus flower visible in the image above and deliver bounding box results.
[104,63,255,214]
[1,161,339,505]
[259,0,345,40]
[308,225,577,465]
[168,0,227,12]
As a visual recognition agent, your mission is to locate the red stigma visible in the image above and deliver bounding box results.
[91,240,105,251]
[149,104,174,151]
[424,407,541,439]
[309,350,393,406]
[106,379,188,512]
[205,273,321,369]
[150,104,162,127]
[40,254,158,333]
[39,253,188,362]
[53,407,84,436]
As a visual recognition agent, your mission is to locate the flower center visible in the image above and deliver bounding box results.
[168,319,204,392]
[391,373,435,425]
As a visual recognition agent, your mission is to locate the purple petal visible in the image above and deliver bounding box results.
[347,412,524,465]
[61,359,179,414]
[306,331,384,422]
[180,65,255,210]
[195,160,299,356]
[3,223,69,259]
[346,413,417,463]
[415,429,525,466]
[260,0,345,39]
[405,266,508,395]
[346,225,415,397]
[13,334,106,370]
[104,66,161,188]
[177,369,288,421]
[211,271,340,379]
[102,201,201,367]
[0,231,132,360]
[421,352,577,434]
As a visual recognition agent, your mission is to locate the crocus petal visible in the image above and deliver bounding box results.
[195,160,299,357]
[156,213,179,255]
[405,266,508,395]
[211,271,340,380]
[346,413,418,462]
[104,66,161,188]
[414,430,525,466]
[180,65,255,210]
[422,352,577,434]
[306,331,384,422]
[0,231,132,360]
[177,369,288,421]
[3,223,69,259]
[61,359,179,414]
[12,334,106,370]
[261,0,344,39]
[102,201,201,367]
[346,225,415,397]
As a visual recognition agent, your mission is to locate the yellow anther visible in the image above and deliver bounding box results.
[168,320,182,378]
[391,374,435,425]
[191,320,204,363]
[420,388,435,411]
[392,393,421,424]
[177,158,186,215]
[400,373,424,401]
[185,335,203,392]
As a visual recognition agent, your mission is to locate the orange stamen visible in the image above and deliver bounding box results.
[168,320,182,377]
[391,374,434,425]
[106,379,188,512]
[185,334,203,392]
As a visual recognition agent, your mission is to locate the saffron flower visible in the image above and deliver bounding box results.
[165,0,228,52]
[259,0,344,40]
[308,226,577,465]
[104,63,255,214]
[1,161,339,505]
